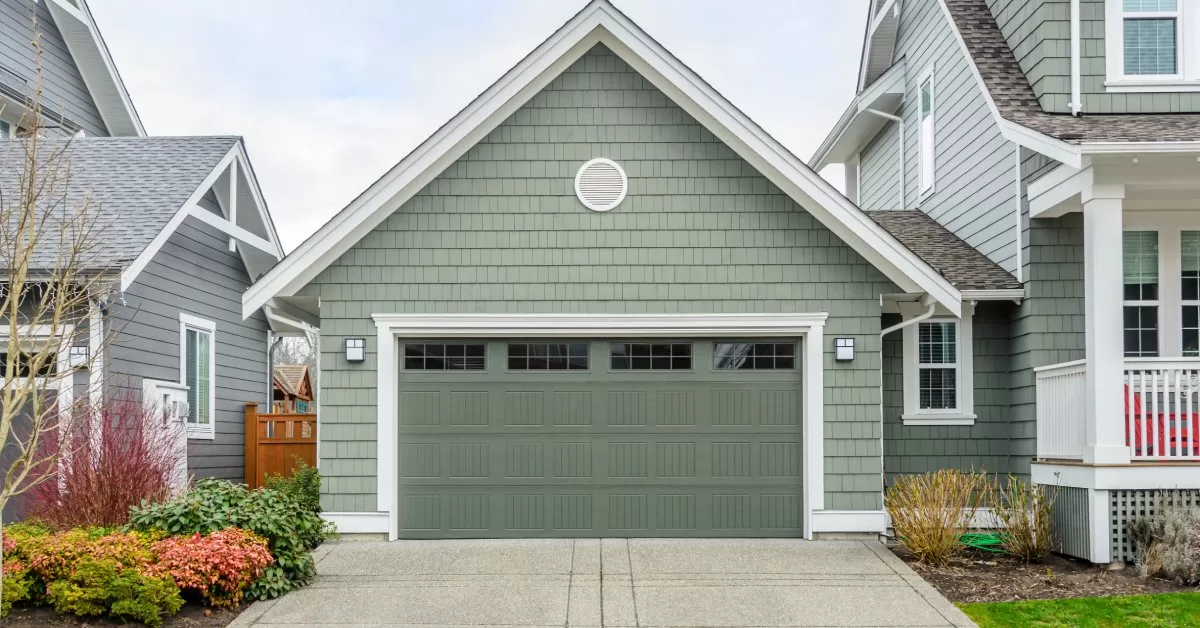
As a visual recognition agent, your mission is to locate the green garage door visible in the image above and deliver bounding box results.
[395,339,803,538]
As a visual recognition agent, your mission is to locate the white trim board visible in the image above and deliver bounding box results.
[1032,461,1200,490]
[811,510,887,533]
[323,512,390,535]
[371,312,827,541]
[243,0,963,319]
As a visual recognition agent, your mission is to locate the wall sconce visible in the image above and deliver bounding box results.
[344,338,366,363]
[835,337,855,362]
[69,346,89,368]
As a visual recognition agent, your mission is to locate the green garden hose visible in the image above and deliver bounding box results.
[960,532,1007,553]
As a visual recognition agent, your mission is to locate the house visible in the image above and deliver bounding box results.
[811,0,1200,563]
[273,364,313,413]
[0,0,285,518]
[244,0,1026,540]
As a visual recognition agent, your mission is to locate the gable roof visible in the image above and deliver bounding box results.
[273,364,312,400]
[2,136,236,270]
[245,0,967,318]
[865,211,1021,291]
[44,0,145,136]
[943,0,1200,145]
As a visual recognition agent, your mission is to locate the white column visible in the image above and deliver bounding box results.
[1082,183,1130,465]
[374,324,398,541]
[802,323,825,540]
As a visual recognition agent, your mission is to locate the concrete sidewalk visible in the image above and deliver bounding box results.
[230,538,976,627]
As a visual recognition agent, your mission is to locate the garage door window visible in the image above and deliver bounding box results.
[508,342,589,370]
[610,342,691,370]
[403,343,486,370]
[714,342,795,370]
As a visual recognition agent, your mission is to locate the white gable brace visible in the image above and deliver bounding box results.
[242,0,963,319]
[121,143,283,292]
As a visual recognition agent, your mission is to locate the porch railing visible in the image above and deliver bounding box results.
[1035,360,1088,460]
[1035,358,1200,462]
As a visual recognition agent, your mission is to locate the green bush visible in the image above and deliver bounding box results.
[264,457,322,514]
[1,557,34,616]
[128,478,336,599]
[45,558,182,627]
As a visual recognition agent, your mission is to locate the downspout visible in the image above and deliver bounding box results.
[267,332,283,409]
[878,299,936,515]
[865,109,905,207]
[881,301,936,338]
[1070,0,1083,116]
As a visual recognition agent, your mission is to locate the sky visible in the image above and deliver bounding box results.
[89,0,867,252]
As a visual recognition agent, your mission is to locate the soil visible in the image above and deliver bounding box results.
[893,546,1200,604]
[2,605,242,628]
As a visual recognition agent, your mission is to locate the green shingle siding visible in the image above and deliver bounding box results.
[882,302,1015,482]
[987,0,1200,113]
[300,44,895,513]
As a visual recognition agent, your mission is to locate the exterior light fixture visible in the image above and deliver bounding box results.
[345,338,366,363]
[835,338,855,362]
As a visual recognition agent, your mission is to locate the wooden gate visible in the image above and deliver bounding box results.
[244,402,317,489]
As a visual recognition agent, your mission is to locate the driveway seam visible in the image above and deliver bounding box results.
[599,539,606,627]
[863,541,977,628]
[626,539,641,628]
[564,539,575,628]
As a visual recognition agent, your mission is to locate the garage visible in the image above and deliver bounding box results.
[393,337,804,538]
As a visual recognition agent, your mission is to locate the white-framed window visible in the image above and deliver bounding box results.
[179,313,216,440]
[1183,231,1200,356]
[1105,0,1200,90]
[918,68,935,195]
[1123,230,1161,357]
[901,307,975,425]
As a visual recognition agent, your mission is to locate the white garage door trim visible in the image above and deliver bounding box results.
[369,313,828,541]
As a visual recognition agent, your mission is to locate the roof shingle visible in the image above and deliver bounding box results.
[944,0,1200,144]
[866,210,1021,291]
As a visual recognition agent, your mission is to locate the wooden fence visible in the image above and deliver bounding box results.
[244,402,317,489]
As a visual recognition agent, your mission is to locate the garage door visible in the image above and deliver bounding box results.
[395,339,803,538]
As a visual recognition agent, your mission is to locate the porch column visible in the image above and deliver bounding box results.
[1082,184,1130,465]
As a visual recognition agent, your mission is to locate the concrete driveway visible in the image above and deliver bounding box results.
[231,539,975,627]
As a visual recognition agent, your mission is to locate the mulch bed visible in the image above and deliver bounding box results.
[2,605,242,628]
[893,545,1200,604]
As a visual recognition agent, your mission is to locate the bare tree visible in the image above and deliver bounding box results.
[0,38,112,522]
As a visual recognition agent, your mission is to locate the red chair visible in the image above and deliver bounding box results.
[1124,385,1200,456]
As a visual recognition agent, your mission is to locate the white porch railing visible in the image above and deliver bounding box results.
[1035,360,1087,460]
[1035,358,1200,462]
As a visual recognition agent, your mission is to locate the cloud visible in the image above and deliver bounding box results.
[89,0,864,250]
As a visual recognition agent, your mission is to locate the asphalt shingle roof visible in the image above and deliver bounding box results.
[866,210,1021,291]
[0,136,238,270]
[944,0,1200,143]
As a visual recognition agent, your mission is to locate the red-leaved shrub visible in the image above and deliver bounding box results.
[150,528,273,607]
[29,395,185,528]
[21,529,157,581]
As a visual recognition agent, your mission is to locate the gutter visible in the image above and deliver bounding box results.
[864,108,904,207]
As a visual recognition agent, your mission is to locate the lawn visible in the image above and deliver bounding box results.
[960,592,1200,627]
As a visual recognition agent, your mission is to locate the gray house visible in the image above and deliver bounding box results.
[246,0,1031,541]
[813,0,1200,563]
[0,0,283,517]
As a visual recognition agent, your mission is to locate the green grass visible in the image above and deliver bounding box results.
[959,593,1200,627]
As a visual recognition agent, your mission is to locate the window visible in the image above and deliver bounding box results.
[713,342,796,370]
[611,343,691,370]
[1106,0,1200,88]
[901,309,975,425]
[180,314,215,439]
[508,342,589,370]
[0,120,10,139]
[0,350,55,377]
[1124,231,1160,357]
[403,343,485,370]
[919,69,935,194]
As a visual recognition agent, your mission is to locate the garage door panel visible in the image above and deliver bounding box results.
[396,338,803,538]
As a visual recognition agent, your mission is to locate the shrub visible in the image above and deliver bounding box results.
[45,558,181,627]
[991,476,1058,562]
[1153,507,1200,586]
[885,469,989,566]
[264,457,322,514]
[150,528,274,607]
[28,396,185,529]
[2,556,34,616]
[128,478,336,599]
[22,529,155,582]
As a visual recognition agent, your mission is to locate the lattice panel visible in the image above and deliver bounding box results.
[1111,489,1200,562]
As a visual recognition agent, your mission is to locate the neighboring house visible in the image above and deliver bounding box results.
[272,364,313,413]
[0,0,285,519]
[812,0,1200,564]
[244,0,1022,540]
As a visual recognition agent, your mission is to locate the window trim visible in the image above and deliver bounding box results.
[1105,0,1199,90]
[401,342,488,371]
[1122,229,1163,357]
[179,313,216,440]
[712,341,798,371]
[1118,217,1200,357]
[901,307,975,425]
[609,342,694,372]
[918,66,936,197]
[505,341,590,372]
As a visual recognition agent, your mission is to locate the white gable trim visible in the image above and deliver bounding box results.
[120,144,283,292]
[45,0,144,136]
[244,0,963,318]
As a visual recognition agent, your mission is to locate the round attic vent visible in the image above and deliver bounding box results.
[574,158,627,212]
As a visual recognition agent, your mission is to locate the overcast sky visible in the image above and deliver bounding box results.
[90,0,866,251]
